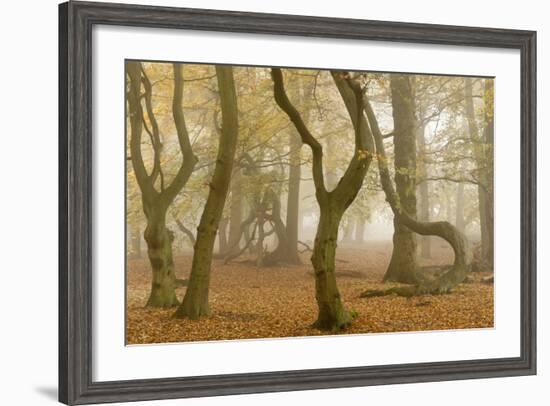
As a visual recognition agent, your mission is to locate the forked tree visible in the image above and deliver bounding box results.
[272,68,374,330]
[174,65,239,319]
[126,62,198,307]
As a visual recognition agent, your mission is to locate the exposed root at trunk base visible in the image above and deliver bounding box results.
[145,292,180,308]
[361,263,469,298]
[360,94,473,299]
[383,270,424,285]
[312,310,354,332]
[363,216,472,298]
[173,302,210,320]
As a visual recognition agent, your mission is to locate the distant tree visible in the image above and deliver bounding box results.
[465,78,494,271]
[415,101,431,258]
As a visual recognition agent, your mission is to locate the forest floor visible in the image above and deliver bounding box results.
[126,241,494,344]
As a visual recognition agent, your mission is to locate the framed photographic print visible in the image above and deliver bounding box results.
[59,1,536,404]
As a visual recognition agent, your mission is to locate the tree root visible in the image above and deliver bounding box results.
[360,264,468,298]
[312,309,355,332]
[360,93,473,299]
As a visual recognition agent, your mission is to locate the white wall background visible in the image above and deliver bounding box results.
[0,0,546,405]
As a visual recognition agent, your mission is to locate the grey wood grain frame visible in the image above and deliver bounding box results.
[58,1,537,404]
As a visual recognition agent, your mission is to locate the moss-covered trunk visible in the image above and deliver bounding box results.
[363,89,472,298]
[272,68,373,331]
[175,219,217,318]
[127,62,198,308]
[361,215,472,298]
[384,75,418,283]
[311,206,351,330]
[385,218,418,283]
[175,65,239,319]
[143,209,178,307]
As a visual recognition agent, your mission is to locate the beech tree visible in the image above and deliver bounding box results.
[465,78,494,271]
[125,62,495,345]
[383,75,419,284]
[126,62,198,307]
[272,68,374,330]
[361,74,472,298]
[415,99,432,258]
[175,65,239,319]
[285,80,311,264]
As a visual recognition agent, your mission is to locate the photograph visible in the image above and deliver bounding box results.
[125,61,495,345]
[0,0,543,404]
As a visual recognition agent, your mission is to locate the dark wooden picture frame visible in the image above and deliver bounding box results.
[59,1,536,404]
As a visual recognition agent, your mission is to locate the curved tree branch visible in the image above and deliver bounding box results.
[140,67,164,189]
[126,62,155,200]
[271,68,327,202]
[173,217,196,245]
[362,86,472,297]
[162,63,199,204]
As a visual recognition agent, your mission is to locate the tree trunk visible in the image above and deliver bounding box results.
[481,80,494,271]
[446,191,453,221]
[384,75,419,284]
[271,68,374,330]
[175,65,239,319]
[143,210,179,307]
[227,167,242,253]
[354,218,366,243]
[222,210,258,263]
[465,78,493,271]
[455,182,465,232]
[286,129,302,262]
[129,224,142,259]
[264,188,301,265]
[126,62,197,308]
[324,124,339,191]
[174,218,196,246]
[341,219,354,244]
[217,217,228,255]
[363,89,472,298]
[482,82,494,271]
[416,122,431,258]
[256,210,266,267]
[311,205,352,330]
[361,214,472,297]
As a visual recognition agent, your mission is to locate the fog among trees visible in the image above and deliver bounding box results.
[126,61,494,343]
